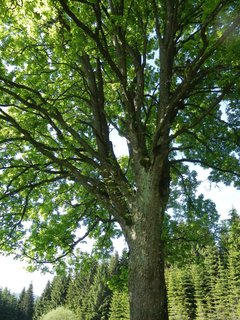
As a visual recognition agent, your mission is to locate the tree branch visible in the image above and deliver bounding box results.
[58,0,123,82]
[170,83,234,140]
[171,158,240,178]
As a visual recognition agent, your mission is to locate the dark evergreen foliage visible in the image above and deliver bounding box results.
[33,281,52,320]
[0,287,18,320]
[0,284,34,320]
[31,218,239,320]
[50,275,70,309]
[166,210,240,319]
[108,291,129,320]
[17,284,35,320]
[1,211,240,320]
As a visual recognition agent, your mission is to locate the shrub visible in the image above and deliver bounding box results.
[41,306,78,320]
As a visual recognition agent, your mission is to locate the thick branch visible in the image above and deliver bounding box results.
[58,0,123,82]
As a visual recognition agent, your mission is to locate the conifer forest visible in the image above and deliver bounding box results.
[0,0,239,319]
[1,210,240,319]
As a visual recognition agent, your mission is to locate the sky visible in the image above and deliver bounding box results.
[0,237,127,296]
[0,256,53,296]
[0,133,239,296]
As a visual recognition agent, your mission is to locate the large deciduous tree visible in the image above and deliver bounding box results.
[0,1,239,319]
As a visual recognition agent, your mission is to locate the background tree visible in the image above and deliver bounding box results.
[191,264,208,320]
[82,261,112,320]
[165,211,240,319]
[0,1,240,319]
[66,255,98,319]
[0,287,18,320]
[108,290,130,320]
[225,209,240,319]
[166,266,190,320]
[33,281,52,320]
[17,287,27,320]
[17,284,35,320]
[50,275,70,310]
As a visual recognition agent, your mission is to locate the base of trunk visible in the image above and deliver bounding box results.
[128,238,169,320]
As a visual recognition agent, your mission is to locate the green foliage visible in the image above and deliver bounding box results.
[166,266,192,320]
[107,251,128,292]
[108,291,130,320]
[67,256,126,320]
[65,256,98,319]
[17,284,35,320]
[0,219,233,320]
[40,307,77,320]
[0,1,239,318]
[166,210,240,319]
[33,252,129,320]
[0,284,35,320]
[33,281,52,320]
[50,275,70,309]
[84,262,112,320]
[0,0,239,265]
[0,287,18,320]
[31,220,240,320]
[165,190,219,266]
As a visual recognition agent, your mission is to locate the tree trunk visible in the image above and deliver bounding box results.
[126,168,169,320]
[128,232,168,320]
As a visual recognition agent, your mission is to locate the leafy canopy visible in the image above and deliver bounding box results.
[0,0,239,267]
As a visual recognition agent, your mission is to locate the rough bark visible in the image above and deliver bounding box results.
[128,225,168,320]
[126,165,170,320]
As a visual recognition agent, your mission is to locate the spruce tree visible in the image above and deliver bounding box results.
[26,283,34,320]
[166,266,189,320]
[0,287,18,320]
[66,273,85,318]
[108,291,130,320]
[212,257,230,320]
[17,287,27,320]
[182,268,196,319]
[17,284,34,320]
[33,281,52,320]
[191,264,208,320]
[226,209,240,320]
[50,275,69,309]
[66,256,98,319]
[83,261,112,320]
[202,246,220,320]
